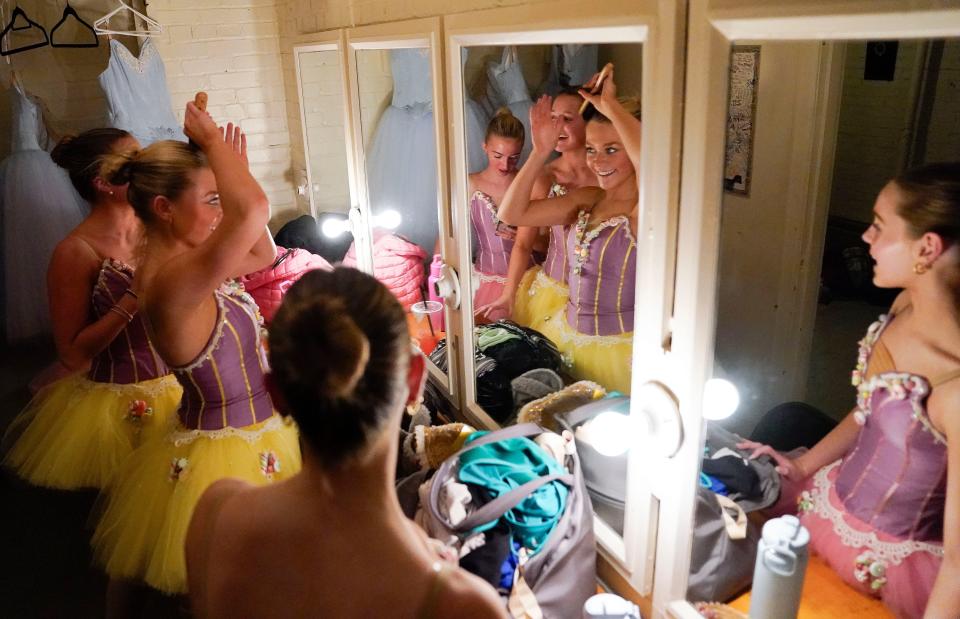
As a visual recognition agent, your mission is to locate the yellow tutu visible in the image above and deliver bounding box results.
[91,414,301,594]
[2,373,182,490]
[512,267,569,334]
[538,307,633,394]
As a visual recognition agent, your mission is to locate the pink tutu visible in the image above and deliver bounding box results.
[779,461,942,619]
[473,269,508,323]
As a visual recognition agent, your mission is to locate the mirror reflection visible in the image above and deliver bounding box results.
[459,42,643,537]
[351,46,445,355]
[689,37,959,619]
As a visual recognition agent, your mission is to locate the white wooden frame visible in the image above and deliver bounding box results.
[665,2,960,617]
[292,30,358,224]
[345,18,460,398]
[444,0,686,597]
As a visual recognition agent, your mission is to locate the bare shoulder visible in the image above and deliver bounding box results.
[187,479,254,560]
[434,569,509,619]
[50,234,100,271]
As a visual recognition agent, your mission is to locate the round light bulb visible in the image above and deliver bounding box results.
[374,209,402,230]
[702,378,740,420]
[584,411,633,457]
[321,217,348,239]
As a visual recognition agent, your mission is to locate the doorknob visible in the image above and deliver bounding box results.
[433,263,461,310]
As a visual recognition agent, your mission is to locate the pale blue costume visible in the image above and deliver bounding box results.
[0,86,88,341]
[99,39,186,146]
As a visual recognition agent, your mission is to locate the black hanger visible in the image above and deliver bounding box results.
[51,3,98,48]
[0,7,49,56]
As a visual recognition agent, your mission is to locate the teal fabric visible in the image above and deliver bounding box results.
[475,326,521,351]
[458,432,569,553]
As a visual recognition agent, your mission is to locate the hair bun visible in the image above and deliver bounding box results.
[99,151,138,186]
[298,296,371,400]
[50,134,78,167]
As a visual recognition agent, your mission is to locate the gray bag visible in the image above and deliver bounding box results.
[427,423,596,619]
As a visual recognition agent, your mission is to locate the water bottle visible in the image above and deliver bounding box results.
[427,254,445,331]
[749,515,810,619]
[582,593,642,619]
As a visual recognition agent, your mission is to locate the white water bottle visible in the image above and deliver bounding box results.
[749,515,810,619]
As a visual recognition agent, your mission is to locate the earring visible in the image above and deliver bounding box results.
[913,262,929,275]
[109,190,115,196]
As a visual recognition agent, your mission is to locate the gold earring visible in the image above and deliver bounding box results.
[913,262,928,275]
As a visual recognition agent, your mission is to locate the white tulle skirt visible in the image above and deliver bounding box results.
[1,151,88,341]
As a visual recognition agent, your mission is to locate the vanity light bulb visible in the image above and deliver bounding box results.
[374,209,402,230]
[588,411,633,457]
[702,378,740,420]
[321,218,349,239]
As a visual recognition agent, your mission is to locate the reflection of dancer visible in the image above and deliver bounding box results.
[740,163,960,619]
[478,89,596,329]
[499,65,639,394]
[2,129,181,490]
[186,267,507,618]
[487,47,534,166]
[469,109,527,322]
[91,107,300,599]
[1,82,89,341]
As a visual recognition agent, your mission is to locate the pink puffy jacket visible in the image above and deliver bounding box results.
[342,232,426,309]
[240,246,332,323]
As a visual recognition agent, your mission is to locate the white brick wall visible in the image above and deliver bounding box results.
[924,40,960,164]
[148,0,297,228]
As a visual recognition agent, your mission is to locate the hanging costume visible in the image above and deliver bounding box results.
[99,38,186,146]
[92,282,301,594]
[1,85,89,341]
[2,259,181,489]
[777,312,953,619]
[512,183,572,333]
[365,48,438,256]
[539,211,635,394]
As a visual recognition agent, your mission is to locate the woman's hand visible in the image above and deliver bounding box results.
[579,63,618,118]
[475,293,513,321]
[736,439,809,480]
[183,101,221,149]
[220,122,248,167]
[529,95,562,154]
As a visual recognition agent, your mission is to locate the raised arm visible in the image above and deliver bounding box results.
[47,238,139,370]
[154,105,272,311]
[579,65,642,173]
[221,125,276,279]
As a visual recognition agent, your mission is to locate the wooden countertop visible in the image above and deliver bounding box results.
[728,554,894,618]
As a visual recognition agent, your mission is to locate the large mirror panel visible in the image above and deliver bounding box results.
[679,32,960,619]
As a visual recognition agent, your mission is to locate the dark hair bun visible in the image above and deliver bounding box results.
[50,135,77,167]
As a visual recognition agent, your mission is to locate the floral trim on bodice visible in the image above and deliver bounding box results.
[570,211,637,276]
[547,182,568,198]
[804,461,944,565]
[472,190,500,223]
[850,314,947,444]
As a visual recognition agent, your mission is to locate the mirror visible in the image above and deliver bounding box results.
[294,44,354,260]
[685,35,959,615]
[455,41,643,539]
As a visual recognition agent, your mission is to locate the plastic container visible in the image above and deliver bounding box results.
[749,515,810,619]
[582,593,641,619]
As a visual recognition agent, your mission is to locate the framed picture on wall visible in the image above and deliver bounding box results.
[724,45,760,195]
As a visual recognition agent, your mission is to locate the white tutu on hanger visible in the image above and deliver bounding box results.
[1,86,88,341]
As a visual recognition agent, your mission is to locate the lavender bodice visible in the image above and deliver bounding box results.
[565,212,636,336]
[172,284,274,431]
[471,190,529,277]
[835,314,948,543]
[542,183,569,285]
[88,260,168,384]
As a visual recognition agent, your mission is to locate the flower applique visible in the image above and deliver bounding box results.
[854,552,888,592]
[259,451,280,479]
[169,457,189,482]
[796,490,813,514]
[127,399,153,423]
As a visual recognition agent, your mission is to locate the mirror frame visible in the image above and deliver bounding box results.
[444,0,686,599]
[665,1,960,617]
[292,30,361,243]
[344,17,460,400]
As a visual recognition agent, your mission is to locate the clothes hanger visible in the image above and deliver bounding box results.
[0,6,50,56]
[51,3,98,48]
[93,0,162,38]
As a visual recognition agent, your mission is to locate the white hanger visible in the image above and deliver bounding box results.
[94,0,162,38]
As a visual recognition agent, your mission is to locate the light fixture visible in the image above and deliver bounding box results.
[573,382,682,459]
[321,217,351,239]
[702,378,740,420]
[372,208,402,230]
[579,410,634,457]
[635,381,682,457]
